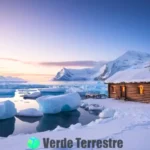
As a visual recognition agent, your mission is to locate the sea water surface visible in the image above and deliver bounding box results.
[0,81,107,137]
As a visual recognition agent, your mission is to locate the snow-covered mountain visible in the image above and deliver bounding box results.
[53,61,106,81]
[0,76,26,83]
[53,50,150,81]
[96,50,150,80]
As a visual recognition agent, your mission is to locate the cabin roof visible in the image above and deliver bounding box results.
[105,68,150,84]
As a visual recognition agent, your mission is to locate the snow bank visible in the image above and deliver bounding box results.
[1,98,150,150]
[99,108,115,118]
[16,108,43,117]
[0,100,16,119]
[36,92,81,114]
[69,123,82,130]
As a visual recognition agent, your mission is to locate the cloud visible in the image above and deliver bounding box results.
[38,61,97,67]
[0,58,97,67]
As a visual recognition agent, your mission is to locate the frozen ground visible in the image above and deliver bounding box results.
[0,98,150,150]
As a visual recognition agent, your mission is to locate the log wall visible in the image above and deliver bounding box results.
[109,83,150,103]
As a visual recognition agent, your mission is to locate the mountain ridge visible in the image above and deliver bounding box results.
[53,50,150,81]
[0,76,27,83]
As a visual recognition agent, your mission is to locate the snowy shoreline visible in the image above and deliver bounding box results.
[1,98,150,150]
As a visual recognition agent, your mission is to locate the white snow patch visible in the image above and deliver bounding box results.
[1,98,150,150]
[99,108,115,118]
[53,126,66,132]
[69,123,82,130]
[88,105,104,111]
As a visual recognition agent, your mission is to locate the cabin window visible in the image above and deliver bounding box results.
[138,85,144,95]
[111,86,116,93]
[122,86,125,92]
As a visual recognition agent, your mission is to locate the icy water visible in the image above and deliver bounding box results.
[0,108,99,137]
[0,81,107,98]
[0,81,106,137]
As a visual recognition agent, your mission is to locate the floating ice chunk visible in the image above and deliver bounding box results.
[36,92,81,114]
[16,108,43,117]
[0,100,17,120]
[23,91,41,99]
[14,89,41,99]
[99,108,115,118]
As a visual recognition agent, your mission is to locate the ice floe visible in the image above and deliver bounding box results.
[0,100,17,120]
[16,108,43,117]
[36,92,81,114]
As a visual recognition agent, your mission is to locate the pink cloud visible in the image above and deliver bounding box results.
[0,58,97,67]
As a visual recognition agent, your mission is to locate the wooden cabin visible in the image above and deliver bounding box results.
[105,68,150,103]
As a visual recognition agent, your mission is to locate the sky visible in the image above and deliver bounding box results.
[0,0,150,82]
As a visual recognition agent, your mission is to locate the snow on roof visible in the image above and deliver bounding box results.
[105,68,150,83]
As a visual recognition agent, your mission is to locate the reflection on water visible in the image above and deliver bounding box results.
[0,108,99,137]
[37,110,80,132]
[16,116,42,123]
[0,117,15,137]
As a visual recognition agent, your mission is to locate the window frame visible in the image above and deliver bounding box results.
[111,85,116,93]
[138,85,144,95]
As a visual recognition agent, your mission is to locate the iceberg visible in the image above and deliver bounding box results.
[0,100,17,120]
[36,92,81,114]
[16,108,43,117]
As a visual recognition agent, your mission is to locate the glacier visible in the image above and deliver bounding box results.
[36,92,81,114]
[0,100,17,120]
